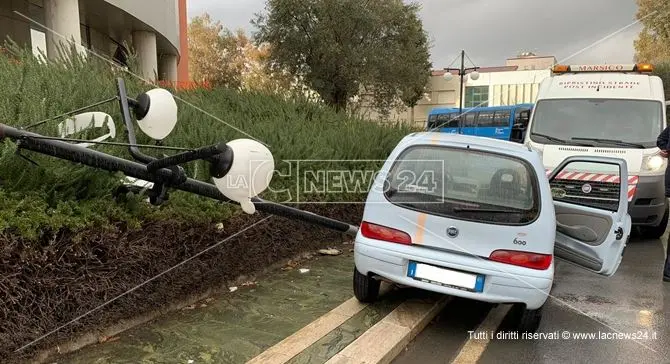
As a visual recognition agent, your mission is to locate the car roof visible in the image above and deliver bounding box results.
[400,132,536,157]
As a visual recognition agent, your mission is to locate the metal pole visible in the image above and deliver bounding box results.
[459,50,465,134]
[0,124,360,237]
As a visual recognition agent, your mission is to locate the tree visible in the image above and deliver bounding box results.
[634,0,670,64]
[634,0,670,109]
[229,30,296,94]
[252,0,432,113]
[652,62,670,102]
[188,13,299,94]
[188,14,239,88]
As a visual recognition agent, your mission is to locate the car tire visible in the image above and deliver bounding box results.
[511,303,542,333]
[639,204,669,239]
[353,267,380,303]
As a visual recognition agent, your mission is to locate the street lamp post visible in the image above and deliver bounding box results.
[443,50,480,133]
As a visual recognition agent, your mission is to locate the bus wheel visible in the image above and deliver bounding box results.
[639,205,669,239]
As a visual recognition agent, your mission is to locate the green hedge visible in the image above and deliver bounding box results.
[0,46,415,240]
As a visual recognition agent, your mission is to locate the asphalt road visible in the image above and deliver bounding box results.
[393,234,670,364]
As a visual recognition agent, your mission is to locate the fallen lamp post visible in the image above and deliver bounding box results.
[0,78,359,237]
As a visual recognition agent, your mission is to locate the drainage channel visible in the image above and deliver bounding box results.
[57,252,356,364]
[57,250,448,364]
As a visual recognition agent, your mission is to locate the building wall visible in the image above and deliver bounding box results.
[0,0,31,48]
[505,56,557,71]
[103,0,179,52]
[0,0,189,82]
[465,69,552,107]
[177,0,188,83]
[355,74,462,129]
[356,68,552,128]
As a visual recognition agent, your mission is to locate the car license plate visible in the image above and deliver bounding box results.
[407,261,485,292]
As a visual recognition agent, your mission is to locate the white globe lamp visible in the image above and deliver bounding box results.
[134,88,178,140]
[212,139,275,214]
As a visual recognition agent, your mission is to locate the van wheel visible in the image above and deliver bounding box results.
[511,303,542,333]
[353,267,380,303]
[639,205,669,239]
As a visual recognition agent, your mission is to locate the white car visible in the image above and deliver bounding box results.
[353,132,631,332]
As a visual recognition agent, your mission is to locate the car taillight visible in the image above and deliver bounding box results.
[360,221,412,245]
[489,250,552,270]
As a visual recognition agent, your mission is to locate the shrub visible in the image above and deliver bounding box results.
[0,45,415,239]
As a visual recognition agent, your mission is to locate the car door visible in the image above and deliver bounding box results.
[547,156,631,277]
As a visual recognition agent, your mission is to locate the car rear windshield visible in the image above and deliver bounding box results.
[383,145,540,225]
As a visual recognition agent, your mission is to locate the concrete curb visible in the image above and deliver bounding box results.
[246,284,394,364]
[324,295,451,364]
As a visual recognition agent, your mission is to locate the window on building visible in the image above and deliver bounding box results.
[464,86,489,108]
[112,41,129,68]
[493,110,511,127]
[80,24,91,49]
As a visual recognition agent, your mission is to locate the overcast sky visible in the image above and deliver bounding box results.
[188,0,641,68]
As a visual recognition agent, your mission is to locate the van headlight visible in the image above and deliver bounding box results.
[643,154,666,172]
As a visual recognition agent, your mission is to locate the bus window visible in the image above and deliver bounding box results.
[449,113,461,127]
[493,110,511,127]
[510,108,531,143]
[514,108,531,128]
[464,112,476,127]
[437,113,459,128]
[436,113,449,127]
[477,112,495,127]
[427,114,438,129]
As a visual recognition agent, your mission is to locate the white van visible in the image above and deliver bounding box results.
[353,132,631,332]
[523,63,668,238]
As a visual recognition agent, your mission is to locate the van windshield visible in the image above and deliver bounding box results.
[529,99,663,148]
[383,145,540,225]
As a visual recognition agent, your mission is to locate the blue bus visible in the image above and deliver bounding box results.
[426,104,534,143]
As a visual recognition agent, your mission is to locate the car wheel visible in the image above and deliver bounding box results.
[511,303,542,333]
[353,267,380,303]
[639,204,669,239]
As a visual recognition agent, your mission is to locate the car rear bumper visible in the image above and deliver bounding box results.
[354,240,553,310]
[629,175,667,226]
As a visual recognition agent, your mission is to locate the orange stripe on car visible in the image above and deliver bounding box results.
[415,213,427,244]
